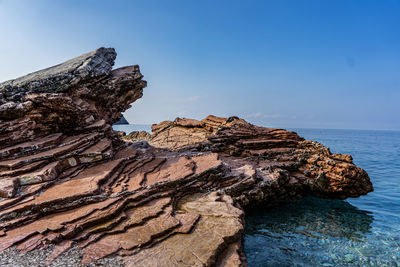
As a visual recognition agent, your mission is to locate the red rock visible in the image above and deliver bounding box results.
[82,211,180,263]
[0,133,63,158]
[0,48,372,266]
[122,131,151,142]
[144,156,195,186]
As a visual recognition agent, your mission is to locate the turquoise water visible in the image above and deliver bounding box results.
[244,129,400,267]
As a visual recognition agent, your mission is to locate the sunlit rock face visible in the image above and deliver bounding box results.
[149,115,373,202]
[0,48,372,266]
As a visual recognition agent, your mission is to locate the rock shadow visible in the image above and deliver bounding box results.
[245,196,373,241]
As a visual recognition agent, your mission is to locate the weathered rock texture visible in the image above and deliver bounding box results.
[122,131,151,143]
[0,48,373,266]
[148,115,373,202]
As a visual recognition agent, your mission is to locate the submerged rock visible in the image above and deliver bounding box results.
[0,48,373,266]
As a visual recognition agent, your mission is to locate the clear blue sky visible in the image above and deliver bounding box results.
[1,0,399,130]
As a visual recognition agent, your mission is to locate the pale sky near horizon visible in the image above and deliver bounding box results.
[0,0,399,130]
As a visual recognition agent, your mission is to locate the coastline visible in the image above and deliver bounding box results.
[0,48,374,266]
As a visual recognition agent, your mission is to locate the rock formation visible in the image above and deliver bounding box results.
[114,116,130,125]
[0,48,373,266]
[122,131,151,143]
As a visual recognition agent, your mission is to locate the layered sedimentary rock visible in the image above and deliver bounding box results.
[148,115,373,202]
[122,131,151,143]
[0,48,373,266]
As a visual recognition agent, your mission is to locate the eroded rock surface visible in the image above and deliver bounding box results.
[121,131,151,143]
[0,48,373,266]
[149,115,373,202]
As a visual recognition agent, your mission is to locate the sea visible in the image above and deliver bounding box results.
[113,125,400,266]
[245,128,400,267]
